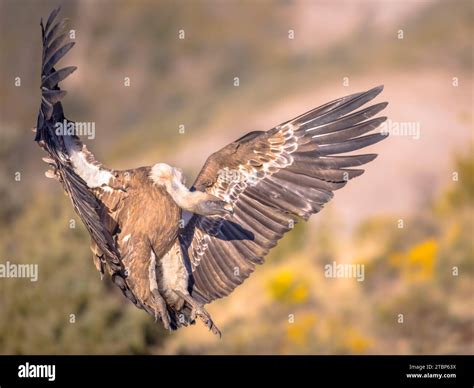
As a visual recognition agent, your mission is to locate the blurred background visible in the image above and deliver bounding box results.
[0,0,472,354]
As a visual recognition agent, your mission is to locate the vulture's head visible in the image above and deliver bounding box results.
[150,163,185,186]
[150,163,232,217]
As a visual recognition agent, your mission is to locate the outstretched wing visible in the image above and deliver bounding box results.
[35,9,138,304]
[182,86,388,304]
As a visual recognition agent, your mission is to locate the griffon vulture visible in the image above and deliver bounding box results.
[35,8,388,336]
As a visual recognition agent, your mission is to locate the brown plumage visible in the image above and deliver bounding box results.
[35,8,389,336]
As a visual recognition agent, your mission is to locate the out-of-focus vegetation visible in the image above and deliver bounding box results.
[267,269,310,305]
[0,0,472,354]
[362,148,474,354]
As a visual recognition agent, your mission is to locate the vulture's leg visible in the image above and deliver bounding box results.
[151,289,171,330]
[173,290,221,337]
[149,252,171,330]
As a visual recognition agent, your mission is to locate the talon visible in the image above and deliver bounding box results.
[173,289,221,337]
[197,199,233,217]
[192,305,221,337]
[151,289,171,330]
[162,312,171,330]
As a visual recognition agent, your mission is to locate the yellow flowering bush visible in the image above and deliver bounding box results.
[267,269,310,304]
[389,239,438,283]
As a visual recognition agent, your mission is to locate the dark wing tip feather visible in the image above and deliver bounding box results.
[43,41,75,74]
[37,9,76,136]
[44,7,61,35]
[42,89,68,105]
[318,132,388,156]
[369,84,384,95]
[41,66,77,89]
[376,101,389,111]
[295,85,386,129]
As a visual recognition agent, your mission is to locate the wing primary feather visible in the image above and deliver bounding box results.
[43,6,61,35]
[42,66,77,89]
[298,116,387,150]
[298,86,384,128]
[299,102,388,134]
[317,133,388,156]
[43,42,75,74]
[44,18,69,47]
[43,32,68,64]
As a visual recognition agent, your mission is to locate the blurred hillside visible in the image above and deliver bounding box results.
[0,0,472,354]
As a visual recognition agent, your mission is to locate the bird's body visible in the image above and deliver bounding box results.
[93,167,184,320]
[35,8,389,336]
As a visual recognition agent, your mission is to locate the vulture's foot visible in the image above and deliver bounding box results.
[194,197,233,218]
[190,303,221,337]
[151,289,171,330]
[173,290,222,337]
